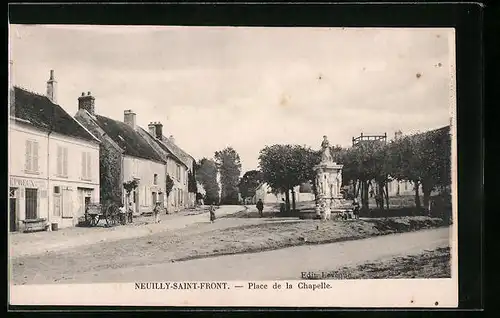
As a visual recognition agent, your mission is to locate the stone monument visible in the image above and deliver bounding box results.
[314,136,344,220]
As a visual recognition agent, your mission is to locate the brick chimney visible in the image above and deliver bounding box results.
[148,122,163,139]
[148,122,156,136]
[78,91,95,115]
[46,70,57,103]
[155,122,163,139]
[124,110,136,129]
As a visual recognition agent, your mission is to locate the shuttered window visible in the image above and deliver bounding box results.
[81,152,87,179]
[57,146,68,177]
[81,152,92,180]
[63,147,68,177]
[87,153,92,180]
[25,140,39,173]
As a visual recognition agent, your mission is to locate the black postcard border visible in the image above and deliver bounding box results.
[5,1,485,312]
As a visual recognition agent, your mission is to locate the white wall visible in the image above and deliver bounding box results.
[9,120,100,229]
[123,155,165,214]
[165,157,189,211]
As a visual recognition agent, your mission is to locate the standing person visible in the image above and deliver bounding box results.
[153,202,161,224]
[118,203,127,225]
[256,199,264,218]
[352,198,360,219]
[127,202,134,223]
[279,198,286,214]
[209,204,216,223]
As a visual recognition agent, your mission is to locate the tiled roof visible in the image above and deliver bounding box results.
[94,115,164,163]
[12,87,98,142]
[137,127,187,168]
[158,135,194,169]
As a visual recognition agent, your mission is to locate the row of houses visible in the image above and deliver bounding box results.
[8,69,196,232]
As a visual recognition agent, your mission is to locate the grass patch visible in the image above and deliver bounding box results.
[305,247,451,279]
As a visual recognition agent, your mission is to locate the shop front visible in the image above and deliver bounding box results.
[9,176,49,232]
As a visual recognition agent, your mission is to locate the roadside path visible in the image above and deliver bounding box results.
[9,205,245,259]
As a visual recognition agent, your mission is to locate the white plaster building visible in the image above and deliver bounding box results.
[9,71,100,231]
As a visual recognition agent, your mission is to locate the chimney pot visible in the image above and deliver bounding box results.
[46,69,57,103]
[78,91,96,115]
[88,91,91,96]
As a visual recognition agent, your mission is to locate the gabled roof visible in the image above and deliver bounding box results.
[157,135,193,169]
[137,127,188,169]
[11,86,99,143]
[94,115,164,163]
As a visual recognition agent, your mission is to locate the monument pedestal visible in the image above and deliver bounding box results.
[314,136,344,221]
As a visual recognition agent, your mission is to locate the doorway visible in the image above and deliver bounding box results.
[84,196,91,213]
[25,188,38,220]
[152,192,157,206]
[9,188,17,232]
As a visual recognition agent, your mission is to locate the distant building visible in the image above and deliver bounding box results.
[252,182,315,204]
[75,96,166,215]
[9,70,100,231]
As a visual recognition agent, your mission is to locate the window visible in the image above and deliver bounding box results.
[53,186,61,217]
[81,152,92,180]
[25,140,39,173]
[25,188,38,219]
[153,174,158,185]
[57,146,68,177]
[176,164,181,181]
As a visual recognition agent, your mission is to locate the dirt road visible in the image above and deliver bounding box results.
[60,226,451,283]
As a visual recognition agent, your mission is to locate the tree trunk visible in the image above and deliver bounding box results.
[378,182,385,211]
[414,180,421,212]
[361,180,369,210]
[422,182,432,215]
[385,182,390,210]
[285,190,291,213]
[291,188,296,212]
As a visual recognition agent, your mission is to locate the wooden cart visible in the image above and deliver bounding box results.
[84,203,123,227]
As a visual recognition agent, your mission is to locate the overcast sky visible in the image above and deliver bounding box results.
[9,25,454,173]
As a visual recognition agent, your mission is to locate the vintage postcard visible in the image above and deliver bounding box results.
[8,25,458,308]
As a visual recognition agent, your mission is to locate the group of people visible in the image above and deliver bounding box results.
[118,201,164,224]
[118,202,134,225]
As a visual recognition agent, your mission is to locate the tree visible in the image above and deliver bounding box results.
[165,174,174,207]
[238,170,263,202]
[258,144,319,213]
[196,158,220,205]
[188,171,197,193]
[215,147,242,205]
[343,140,390,211]
[415,126,451,212]
[387,126,451,213]
[123,179,139,207]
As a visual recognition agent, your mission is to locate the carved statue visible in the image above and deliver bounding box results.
[320,136,333,163]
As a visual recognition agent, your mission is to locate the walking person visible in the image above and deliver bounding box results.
[153,201,161,224]
[209,204,216,223]
[256,199,264,218]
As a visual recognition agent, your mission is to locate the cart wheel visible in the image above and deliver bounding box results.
[106,205,118,226]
